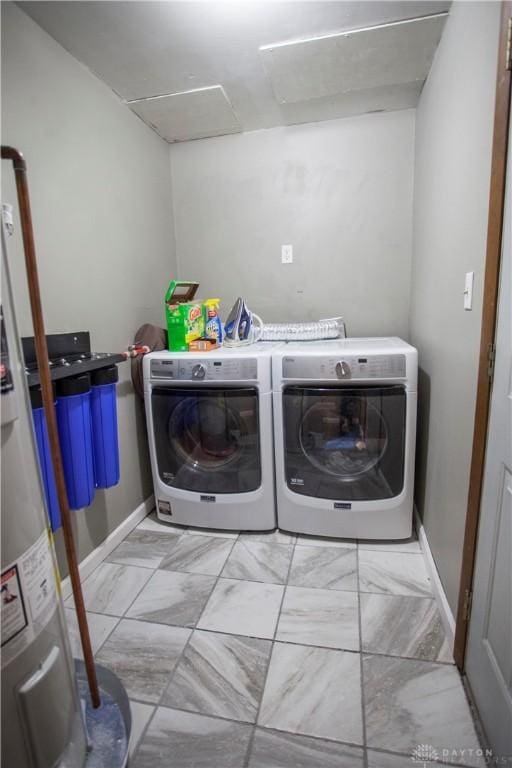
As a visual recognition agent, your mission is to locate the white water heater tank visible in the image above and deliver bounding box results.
[1,221,87,767]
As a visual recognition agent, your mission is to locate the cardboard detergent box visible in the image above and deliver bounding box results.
[165,280,204,352]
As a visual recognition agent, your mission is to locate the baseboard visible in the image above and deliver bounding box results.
[60,495,154,602]
[414,506,456,645]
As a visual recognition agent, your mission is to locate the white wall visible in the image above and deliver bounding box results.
[410,0,501,613]
[170,110,415,338]
[1,3,176,574]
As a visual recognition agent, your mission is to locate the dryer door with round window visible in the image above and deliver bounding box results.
[282,385,406,500]
[151,387,261,493]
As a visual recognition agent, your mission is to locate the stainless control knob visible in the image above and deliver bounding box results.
[335,361,351,379]
[191,363,206,380]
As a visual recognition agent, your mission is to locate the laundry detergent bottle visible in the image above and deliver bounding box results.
[204,298,223,343]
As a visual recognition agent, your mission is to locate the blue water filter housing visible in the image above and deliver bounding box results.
[30,386,61,531]
[90,366,120,489]
[56,373,95,510]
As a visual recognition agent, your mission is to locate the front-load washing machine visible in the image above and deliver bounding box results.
[272,338,417,539]
[143,343,280,530]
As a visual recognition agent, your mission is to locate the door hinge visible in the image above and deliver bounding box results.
[506,17,512,71]
[487,341,496,382]
[463,588,473,623]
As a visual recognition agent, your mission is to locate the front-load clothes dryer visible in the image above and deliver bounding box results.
[272,338,417,540]
[143,343,280,530]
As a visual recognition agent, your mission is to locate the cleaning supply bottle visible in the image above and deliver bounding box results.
[203,299,223,344]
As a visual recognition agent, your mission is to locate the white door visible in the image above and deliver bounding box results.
[465,117,512,756]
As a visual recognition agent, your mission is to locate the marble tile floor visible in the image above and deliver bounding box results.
[67,513,485,768]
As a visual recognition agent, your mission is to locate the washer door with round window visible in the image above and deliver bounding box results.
[151,387,261,494]
[283,385,406,500]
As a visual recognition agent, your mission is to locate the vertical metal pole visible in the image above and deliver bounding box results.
[1,145,101,708]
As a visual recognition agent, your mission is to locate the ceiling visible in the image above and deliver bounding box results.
[18,1,450,143]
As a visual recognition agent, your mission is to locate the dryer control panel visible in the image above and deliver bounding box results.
[150,357,258,381]
[282,354,406,380]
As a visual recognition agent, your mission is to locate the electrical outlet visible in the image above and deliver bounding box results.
[282,244,293,264]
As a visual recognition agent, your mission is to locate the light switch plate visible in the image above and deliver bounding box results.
[464,271,474,310]
[282,244,293,264]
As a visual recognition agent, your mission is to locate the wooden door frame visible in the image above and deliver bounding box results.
[454,1,512,670]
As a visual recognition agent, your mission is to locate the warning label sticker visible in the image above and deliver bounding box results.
[1,565,28,646]
[21,531,56,623]
[1,531,58,669]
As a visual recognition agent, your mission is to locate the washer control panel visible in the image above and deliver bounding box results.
[282,354,406,380]
[151,357,258,381]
